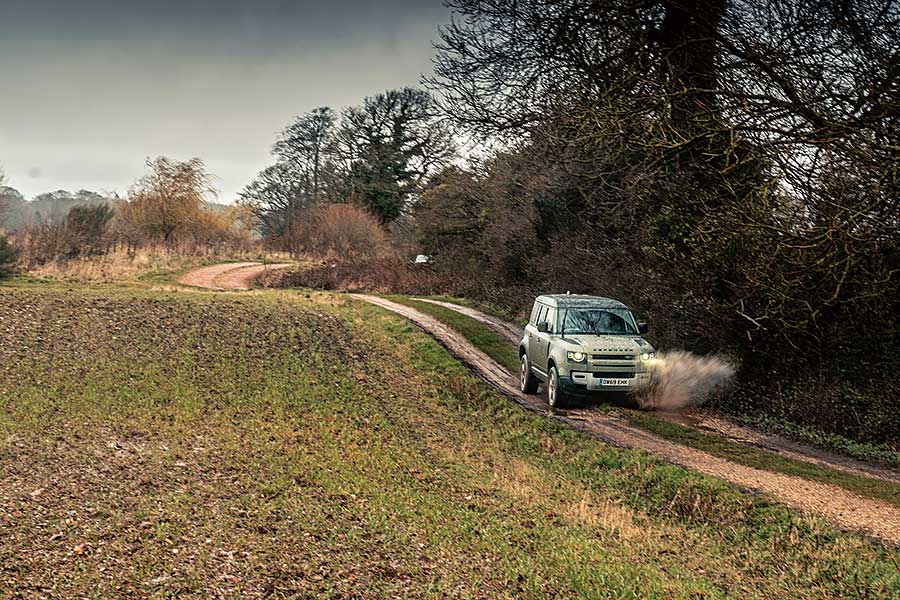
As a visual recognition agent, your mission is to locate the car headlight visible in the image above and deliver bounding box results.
[567,351,586,363]
[641,352,655,361]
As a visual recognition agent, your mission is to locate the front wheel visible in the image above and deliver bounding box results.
[547,365,567,408]
[520,353,539,394]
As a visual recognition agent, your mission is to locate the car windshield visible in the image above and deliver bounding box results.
[561,308,638,335]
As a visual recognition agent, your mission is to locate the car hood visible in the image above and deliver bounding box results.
[559,334,653,352]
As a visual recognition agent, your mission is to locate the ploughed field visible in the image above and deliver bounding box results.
[2,282,899,598]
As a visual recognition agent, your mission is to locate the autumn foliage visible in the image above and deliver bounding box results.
[14,157,257,266]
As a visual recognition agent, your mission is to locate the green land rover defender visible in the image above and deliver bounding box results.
[518,294,655,407]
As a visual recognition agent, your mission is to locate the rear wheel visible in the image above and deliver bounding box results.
[547,365,567,408]
[520,353,539,393]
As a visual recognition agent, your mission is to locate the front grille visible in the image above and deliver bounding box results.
[593,371,635,379]
[592,354,633,360]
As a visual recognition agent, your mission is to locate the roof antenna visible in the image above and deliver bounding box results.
[566,290,571,295]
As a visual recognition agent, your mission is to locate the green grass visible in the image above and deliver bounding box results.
[735,414,900,469]
[388,293,900,510]
[413,294,475,307]
[386,294,520,373]
[412,293,526,323]
[2,281,900,597]
[619,409,900,507]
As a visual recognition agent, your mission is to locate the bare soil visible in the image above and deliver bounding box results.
[354,293,900,544]
[177,262,293,290]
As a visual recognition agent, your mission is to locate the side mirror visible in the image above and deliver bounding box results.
[638,322,649,335]
[537,321,550,333]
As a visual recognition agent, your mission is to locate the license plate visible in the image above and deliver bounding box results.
[599,378,630,386]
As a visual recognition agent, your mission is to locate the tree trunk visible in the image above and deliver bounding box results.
[658,0,725,130]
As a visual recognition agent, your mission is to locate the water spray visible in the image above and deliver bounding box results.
[634,350,735,411]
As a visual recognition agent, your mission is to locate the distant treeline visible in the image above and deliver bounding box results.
[0,188,110,231]
[0,186,236,232]
[0,159,256,267]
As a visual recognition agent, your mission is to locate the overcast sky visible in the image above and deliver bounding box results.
[0,0,450,201]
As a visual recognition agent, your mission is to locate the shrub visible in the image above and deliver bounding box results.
[14,203,113,266]
[14,218,66,266]
[283,203,389,259]
[64,204,114,258]
[0,235,16,277]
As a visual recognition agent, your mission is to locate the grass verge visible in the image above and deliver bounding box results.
[2,281,899,597]
[385,295,520,372]
[619,409,900,507]
[734,414,900,469]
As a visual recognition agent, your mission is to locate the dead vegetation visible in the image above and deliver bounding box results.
[278,203,392,259]
[8,157,259,274]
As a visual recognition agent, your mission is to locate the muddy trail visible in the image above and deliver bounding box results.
[414,299,900,485]
[177,262,293,291]
[354,294,900,544]
[173,265,900,542]
[414,298,524,346]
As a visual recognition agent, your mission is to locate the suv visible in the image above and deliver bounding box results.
[518,294,654,407]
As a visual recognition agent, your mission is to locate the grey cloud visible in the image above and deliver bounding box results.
[0,0,449,200]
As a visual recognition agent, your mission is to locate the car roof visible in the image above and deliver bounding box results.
[535,294,629,310]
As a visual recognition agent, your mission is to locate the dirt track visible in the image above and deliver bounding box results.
[173,264,900,543]
[177,262,292,290]
[415,298,900,485]
[414,298,524,346]
[353,293,900,545]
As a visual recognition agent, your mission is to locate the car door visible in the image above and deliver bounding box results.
[530,304,554,373]
[526,303,545,373]
[536,306,556,371]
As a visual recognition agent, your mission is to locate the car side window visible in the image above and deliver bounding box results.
[537,304,548,326]
[529,302,540,325]
[546,307,557,333]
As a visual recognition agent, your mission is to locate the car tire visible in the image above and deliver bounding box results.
[547,365,567,408]
[520,353,539,394]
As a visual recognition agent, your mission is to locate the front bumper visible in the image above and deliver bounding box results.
[564,370,650,392]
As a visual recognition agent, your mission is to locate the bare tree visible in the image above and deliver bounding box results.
[240,162,310,238]
[241,108,338,239]
[273,107,337,201]
[119,157,216,245]
[430,0,900,344]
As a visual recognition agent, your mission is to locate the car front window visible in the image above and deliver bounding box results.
[561,308,638,335]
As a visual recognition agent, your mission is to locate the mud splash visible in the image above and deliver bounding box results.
[636,351,735,411]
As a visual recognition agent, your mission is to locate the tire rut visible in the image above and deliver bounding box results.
[419,297,900,485]
[413,298,524,346]
[177,262,292,291]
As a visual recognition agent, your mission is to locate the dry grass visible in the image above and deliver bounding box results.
[26,247,291,284]
[430,439,650,543]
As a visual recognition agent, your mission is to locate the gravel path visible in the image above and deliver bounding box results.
[177,262,293,291]
[413,298,525,346]
[419,298,900,485]
[353,293,900,545]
